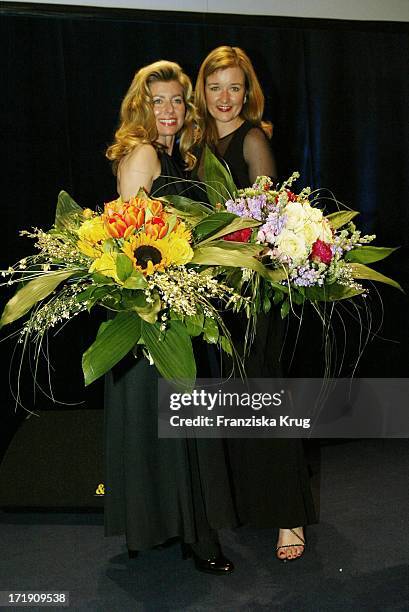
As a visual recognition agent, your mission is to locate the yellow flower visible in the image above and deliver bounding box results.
[164,234,194,266]
[172,221,192,242]
[123,233,170,276]
[82,208,94,219]
[78,217,108,244]
[77,217,109,258]
[77,240,102,259]
[89,252,121,283]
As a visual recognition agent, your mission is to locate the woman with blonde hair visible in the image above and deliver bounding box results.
[106,60,198,197]
[195,46,317,562]
[104,60,236,574]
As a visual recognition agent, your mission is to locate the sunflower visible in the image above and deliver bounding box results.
[123,233,170,276]
[77,217,109,258]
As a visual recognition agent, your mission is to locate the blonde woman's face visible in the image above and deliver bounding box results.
[150,80,186,141]
[205,66,246,131]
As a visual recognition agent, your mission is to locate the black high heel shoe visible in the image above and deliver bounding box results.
[181,543,234,575]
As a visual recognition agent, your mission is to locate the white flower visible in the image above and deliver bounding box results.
[303,202,323,223]
[298,221,321,246]
[275,229,307,262]
[284,202,306,231]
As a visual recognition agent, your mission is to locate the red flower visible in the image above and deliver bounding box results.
[274,189,297,203]
[286,189,297,202]
[223,228,252,242]
[310,239,333,265]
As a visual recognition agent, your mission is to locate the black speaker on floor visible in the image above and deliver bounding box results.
[0,409,104,509]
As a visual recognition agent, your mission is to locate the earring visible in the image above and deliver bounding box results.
[244,94,247,104]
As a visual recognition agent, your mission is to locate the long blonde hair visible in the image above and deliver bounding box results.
[106,60,199,173]
[195,46,272,147]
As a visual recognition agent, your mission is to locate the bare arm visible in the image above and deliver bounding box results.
[243,127,278,184]
[117,144,161,200]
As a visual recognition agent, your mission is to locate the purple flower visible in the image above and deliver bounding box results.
[257,212,287,245]
[247,195,267,221]
[225,197,247,217]
[289,264,323,287]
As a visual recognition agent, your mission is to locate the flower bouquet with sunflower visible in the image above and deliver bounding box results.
[0,187,265,389]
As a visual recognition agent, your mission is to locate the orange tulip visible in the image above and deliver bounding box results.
[150,200,163,216]
[105,214,128,239]
[145,217,168,239]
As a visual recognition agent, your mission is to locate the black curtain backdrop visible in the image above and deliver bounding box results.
[1,4,408,452]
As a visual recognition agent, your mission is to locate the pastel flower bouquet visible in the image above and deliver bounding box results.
[191,147,402,325]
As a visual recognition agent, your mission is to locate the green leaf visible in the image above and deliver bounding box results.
[304,284,366,301]
[290,291,305,305]
[91,273,115,285]
[191,240,287,283]
[166,213,178,235]
[82,311,142,386]
[262,294,272,314]
[273,290,285,304]
[203,145,237,206]
[349,262,404,292]
[194,212,237,242]
[77,285,113,311]
[96,320,111,337]
[55,191,83,230]
[141,319,196,387]
[0,270,75,328]
[123,270,148,290]
[197,216,261,246]
[220,335,233,356]
[326,210,359,229]
[103,238,117,254]
[185,312,205,337]
[162,195,212,223]
[345,246,399,264]
[116,253,134,282]
[280,299,290,319]
[136,186,150,200]
[121,291,162,323]
[203,317,219,344]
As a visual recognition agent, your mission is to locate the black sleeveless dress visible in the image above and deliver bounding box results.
[104,151,238,551]
[215,122,317,527]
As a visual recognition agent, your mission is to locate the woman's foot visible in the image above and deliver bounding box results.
[181,543,234,575]
[276,527,305,562]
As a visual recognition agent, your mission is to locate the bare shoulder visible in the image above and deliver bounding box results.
[120,143,159,171]
[117,144,161,200]
[244,126,270,146]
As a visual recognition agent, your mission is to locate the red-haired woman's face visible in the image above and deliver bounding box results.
[150,80,185,143]
[205,66,246,133]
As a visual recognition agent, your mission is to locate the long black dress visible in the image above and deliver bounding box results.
[214,122,317,528]
[104,151,238,552]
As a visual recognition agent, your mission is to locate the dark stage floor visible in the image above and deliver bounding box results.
[0,439,407,611]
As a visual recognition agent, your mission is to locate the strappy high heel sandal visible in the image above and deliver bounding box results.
[276,527,305,563]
